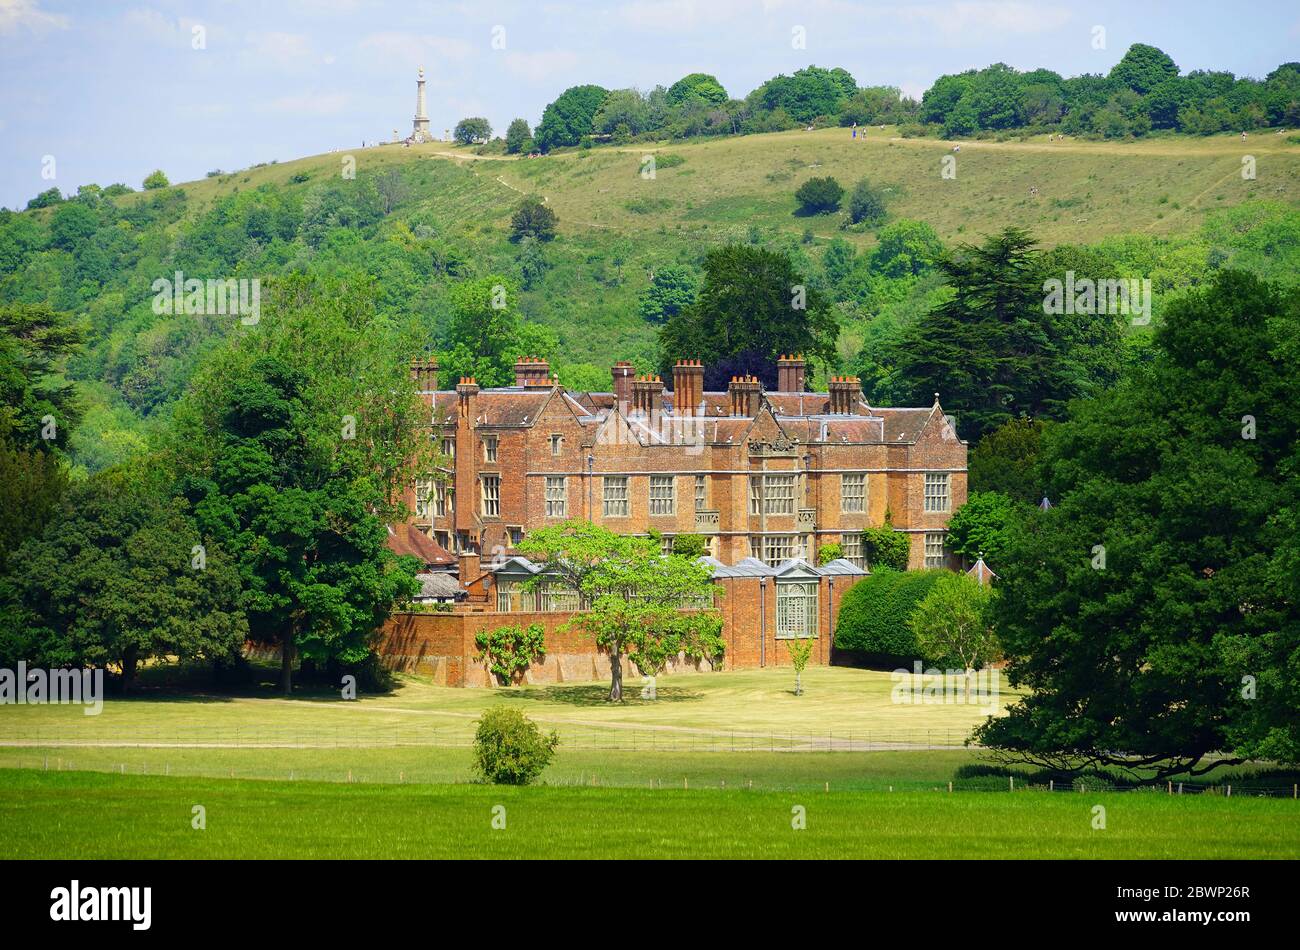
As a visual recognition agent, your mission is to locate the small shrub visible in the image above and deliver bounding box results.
[794,176,844,215]
[848,178,887,225]
[655,153,686,169]
[472,706,559,785]
[142,169,170,190]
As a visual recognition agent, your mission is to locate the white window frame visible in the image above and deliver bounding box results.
[481,475,500,517]
[776,581,818,639]
[924,473,951,513]
[483,435,498,463]
[762,535,795,565]
[842,532,863,568]
[649,475,675,516]
[545,476,566,518]
[925,532,945,568]
[694,475,707,512]
[603,476,629,518]
[550,434,564,456]
[763,474,795,514]
[841,473,866,513]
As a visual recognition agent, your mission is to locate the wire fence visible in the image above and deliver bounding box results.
[0,723,980,753]
[3,726,1296,798]
[1,751,1296,798]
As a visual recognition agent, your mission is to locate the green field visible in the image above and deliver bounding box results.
[171,127,1300,249]
[3,769,1296,859]
[0,667,1012,752]
[2,667,1295,859]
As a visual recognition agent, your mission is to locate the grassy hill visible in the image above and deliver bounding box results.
[167,126,1300,246]
[4,127,1298,471]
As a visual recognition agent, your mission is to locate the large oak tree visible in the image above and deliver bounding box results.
[977,270,1300,778]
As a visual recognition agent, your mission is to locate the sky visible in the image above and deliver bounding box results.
[1,0,1297,210]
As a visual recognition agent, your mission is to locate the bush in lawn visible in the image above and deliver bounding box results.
[472,707,559,785]
[848,178,887,225]
[794,176,844,215]
[833,568,945,660]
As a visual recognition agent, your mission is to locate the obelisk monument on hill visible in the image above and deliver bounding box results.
[412,66,432,142]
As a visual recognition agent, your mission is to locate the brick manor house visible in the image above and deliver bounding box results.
[401,354,967,581]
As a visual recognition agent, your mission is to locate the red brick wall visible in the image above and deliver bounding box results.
[378,573,866,687]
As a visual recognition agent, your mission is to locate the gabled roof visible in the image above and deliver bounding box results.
[817,558,870,576]
[386,524,455,567]
[489,555,543,576]
[771,558,822,579]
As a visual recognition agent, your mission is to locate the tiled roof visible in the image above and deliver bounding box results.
[385,524,456,567]
[877,407,936,442]
[414,572,466,600]
[425,386,938,443]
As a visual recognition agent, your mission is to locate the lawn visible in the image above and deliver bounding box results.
[2,770,1296,859]
[0,666,1013,752]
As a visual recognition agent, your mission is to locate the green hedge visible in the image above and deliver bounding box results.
[833,568,945,660]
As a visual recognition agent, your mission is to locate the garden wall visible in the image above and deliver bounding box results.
[377,573,863,687]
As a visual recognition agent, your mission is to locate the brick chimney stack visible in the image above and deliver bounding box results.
[455,378,479,532]
[410,357,438,408]
[828,376,860,415]
[458,547,480,587]
[728,375,762,417]
[672,359,705,417]
[631,374,663,416]
[513,355,551,387]
[777,354,806,393]
[612,361,634,411]
[456,377,479,420]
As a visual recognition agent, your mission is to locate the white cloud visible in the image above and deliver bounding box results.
[358,31,475,65]
[899,80,927,101]
[619,0,764,32]
[0,0,69,34]
[246,31,313,62]
[121,7,210,45]
[256,92,355,116]
[894,2,1072,38]
[502,49,580,83]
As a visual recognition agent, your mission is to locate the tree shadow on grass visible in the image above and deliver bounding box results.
[494,683,705,707]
